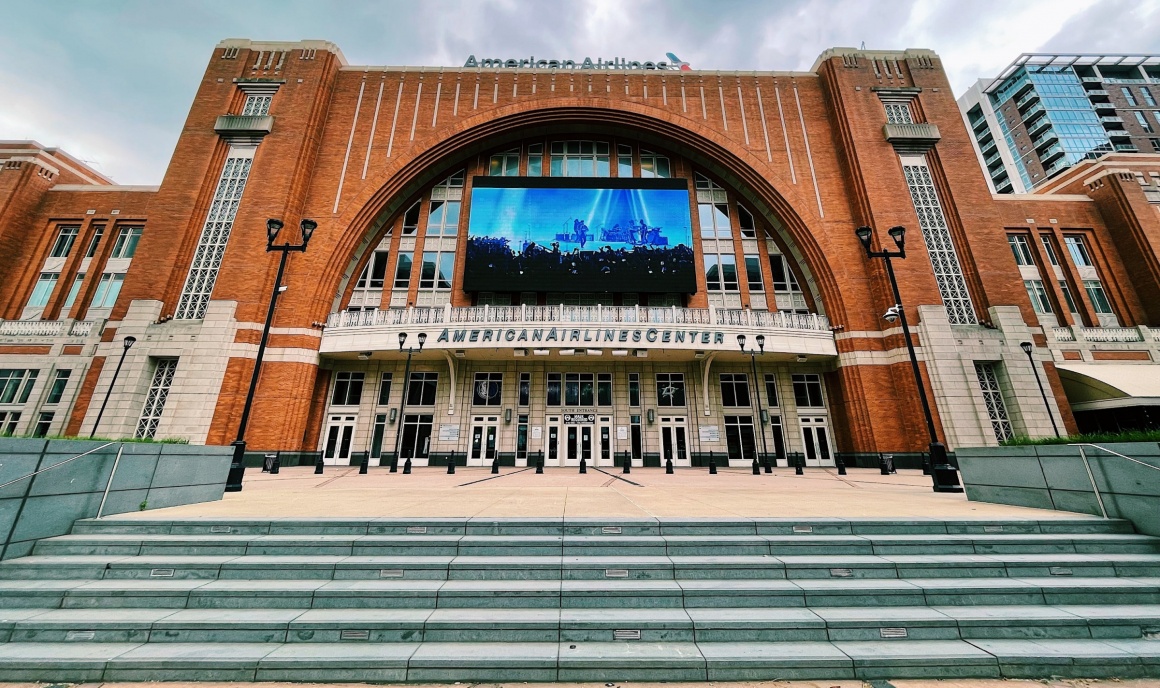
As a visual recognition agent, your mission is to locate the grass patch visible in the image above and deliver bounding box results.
[1001,429,1160,446]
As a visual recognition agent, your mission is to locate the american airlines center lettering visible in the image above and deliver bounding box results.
[435,328,727,345]
[463,55,688,71]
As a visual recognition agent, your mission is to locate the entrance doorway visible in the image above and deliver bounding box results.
[659,416,690,467]
[468,415,500,466]
[546,414,605,467]
[799,416,835,467]
[323,414,356,465]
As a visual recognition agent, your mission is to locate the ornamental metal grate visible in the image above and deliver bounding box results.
[135,358,178,440]
[884,102,914,124]
[902,163,978,324]
[174,154,253,320]
[974,362,1013,443]
[241,95,271,116]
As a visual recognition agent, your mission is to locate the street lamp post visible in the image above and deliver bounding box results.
[391,331,427,473]
[89,335,136,438]
[226,218,317,493]
[854,224,962,493]
[737,334,772,475]
[1020,341,1060,437]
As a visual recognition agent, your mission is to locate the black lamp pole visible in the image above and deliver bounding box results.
[391,331,426,473]
[1020,341,1060,437]
[226,218,318,493]
[89,335,136,438]
[855,224,961,493]
[737,333,772,474]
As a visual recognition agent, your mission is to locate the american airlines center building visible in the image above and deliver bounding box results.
[4,39,1160,470]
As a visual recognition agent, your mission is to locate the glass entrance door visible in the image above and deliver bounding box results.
[563,424,592,466]
[322,415,356,465]
[546,417,561,466]
[596,416,614,467]
[659,416,689,467]
[468,415,499,466]
[800,416,835,467]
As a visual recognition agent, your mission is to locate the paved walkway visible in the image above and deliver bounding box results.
[2,678,1153,688]
[125,466,1086,520]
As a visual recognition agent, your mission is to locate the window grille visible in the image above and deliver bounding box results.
[136,359,178,439]
[175,151,254,319]
[901,162,977,324]
[241,94,272,116]
[974,362,1013,443]
[883,101,914,124]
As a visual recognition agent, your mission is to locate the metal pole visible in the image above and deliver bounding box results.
[391,348,414,472]
[1025,346,1061,437]
[882,255,940,448]
[96,443,125,519]
[90,346,131,438]
[1076,445,1108,519]
[750,351,771,473]
[227,247,290,493]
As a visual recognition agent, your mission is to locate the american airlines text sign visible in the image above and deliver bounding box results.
[463,55,687,71]
[436,327,727,346]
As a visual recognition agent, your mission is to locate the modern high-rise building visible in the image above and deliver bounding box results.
[959,54,1160,194]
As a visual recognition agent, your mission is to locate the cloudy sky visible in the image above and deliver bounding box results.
[3,0,1158,184]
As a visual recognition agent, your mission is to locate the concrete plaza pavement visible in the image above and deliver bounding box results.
[121,465,1086,520]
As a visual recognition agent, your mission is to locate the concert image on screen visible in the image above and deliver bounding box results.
[464,177,695,293]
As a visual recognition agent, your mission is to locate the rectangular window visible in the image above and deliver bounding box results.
[50,226,80,258]
[419,252,453,289]
[407,372,438,406]
[769,254,801,292]
[549,140,610,177]
[1064,236,1093,267]
[705,254,738,292]
[656,373,686,407]
[489,148,520,176]
[792,373,825,408]
[744,255,764,291]
[111,226,143,258]
[698,202,730,238]
[883,101,914,124]
[32,412,53,438]
[764,373,779,408]
[527,143,543,177]
[737,204,756,238]
[472,372,503,406]
[628,373,640,407]
[518,372,531,406]
[1084,280,1114,314]
[0,412,20,436]
[46,370,71,405]
[1152,138,1160,153]
[975,362,1013,443]
[356,251,390,289]
[399,413,434,460]
[371,413,387,459]
[720,373,751,407]
[1008,235,1035,266]
[85,225,105,257]
[377,373,393,406]
[28,273,59,308]
[135,359,178,439]
[724,414,758,462]
[426,200,461,236]
[401,201,421,235]
[1040,235,1060,266]
[331,372,365,406]
[1135,111,1154,134]
[516,414,529,460]
[597,373,612,406]
[63,274,84,308]
[630,414,643,460]
[241,93,272,116]
[90,273,124,309]
[564,373,594,406]
[1059,281,1079,314]
[1024,280,1054,314]
[0,369,39,405]
[617,144,633,177]
[1144,86,1157,107]
[639,149,670,178]
[1123,87,1138,107]
[394,252,413,288]
[546,373,561,406]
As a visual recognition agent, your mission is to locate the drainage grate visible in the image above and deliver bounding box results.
[983,525,1004,533]
[1143,627,1160,640]
[379,569,405,579]
[340,630,370,641]
[1049,567,1074,576]
[605,569,629,578]
[210,525,232,533]
[880,628,908,639]
[601,526,623,534]
[406,526,427,534]
[829,568,854,578]
[150,569,175,578]
[65,631,96,641]
[793,525,813,534]
[613,629,641,640]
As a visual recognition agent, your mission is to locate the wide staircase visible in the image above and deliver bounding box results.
[0,517,1157,681]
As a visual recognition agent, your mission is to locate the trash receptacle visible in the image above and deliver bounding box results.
[263,453,277,472]
[879,453,896,475]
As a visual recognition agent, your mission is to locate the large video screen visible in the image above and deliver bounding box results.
[464,177,695,293]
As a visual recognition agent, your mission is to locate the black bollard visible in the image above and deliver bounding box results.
[922,452,932,476]
[835,454,847,476]
[752,458,761,475]
[402,458,412,474]
[271,453,281,475]
[389,455,399,473]
[708,451,718,475]
[314,453,324,475]
[794,456,804,475]
[666,457,674,474]
[536,457,544,474]
[491,458,499,474]
[358,452,369,475]
[579,457,587,474]
[622,453,631,474]
[447,458,456,474]
[763,457,772,474]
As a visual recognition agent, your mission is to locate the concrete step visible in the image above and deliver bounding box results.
[70,517,1136,537]
[32,532,1160,557]
[4,552,1160,581]
[0,638,1156,682]
[2,605,1159,644]
[2,577,1159,610]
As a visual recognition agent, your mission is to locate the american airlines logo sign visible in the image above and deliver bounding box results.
[463,52,691,71]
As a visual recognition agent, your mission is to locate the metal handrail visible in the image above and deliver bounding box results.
[0,441,116,490]
[1069,443,1160,519]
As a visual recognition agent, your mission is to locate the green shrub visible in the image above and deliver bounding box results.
[1001,429,1160,446]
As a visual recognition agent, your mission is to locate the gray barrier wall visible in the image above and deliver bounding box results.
[0,438,231,559]
[956,443,1160,536]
